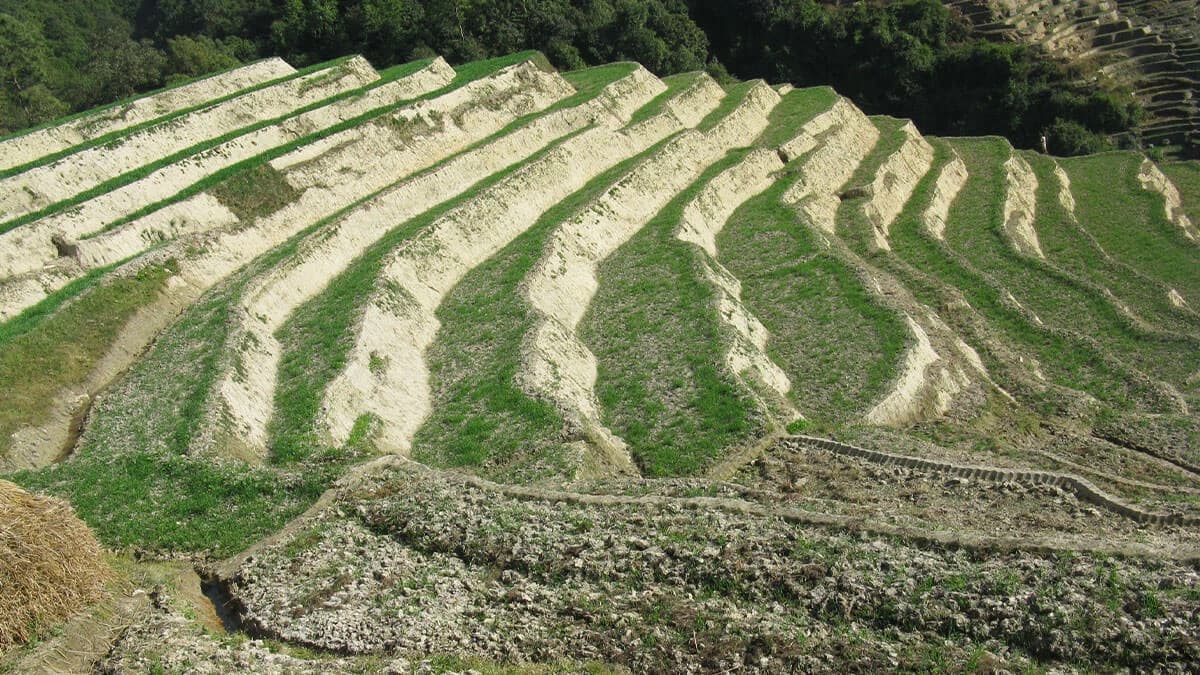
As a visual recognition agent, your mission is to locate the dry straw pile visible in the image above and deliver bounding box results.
[0,480,110,651]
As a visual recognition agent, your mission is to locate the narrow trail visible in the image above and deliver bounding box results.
[786,435,1200,526]
[1027,446,1200,498]
[517,79,780,477]
[1093,431,1200,481]
[316,72,678,457]
[220,452,1200,589]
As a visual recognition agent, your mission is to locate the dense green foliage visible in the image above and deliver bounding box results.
[2,0,1138,153]
[689,0,1139,153]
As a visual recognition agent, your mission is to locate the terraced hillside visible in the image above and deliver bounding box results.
[949,0,1200,151]
[2,52,1200,672]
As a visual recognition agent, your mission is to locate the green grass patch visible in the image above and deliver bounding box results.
[412,137,682,481]
[14,449,295,553]
[0,267,114,347]
[716,175,909,425]
[582,149,762,476]
[208,164,300,222]
[941,141,1195,389]
[875,137,1158,412]
[756,86,838,149]
[1026,154,1199,336]
[1060,152,1200,306]
[0,262,175,462]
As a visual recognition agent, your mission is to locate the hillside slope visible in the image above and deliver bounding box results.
[950,0,1200,152]
[1,52,1199,673]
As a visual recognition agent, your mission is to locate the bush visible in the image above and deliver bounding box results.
[1046,118,1111,156]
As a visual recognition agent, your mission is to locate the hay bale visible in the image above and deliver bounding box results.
[0,480,111,651]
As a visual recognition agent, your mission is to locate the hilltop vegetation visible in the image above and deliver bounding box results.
[1,0,1138,154]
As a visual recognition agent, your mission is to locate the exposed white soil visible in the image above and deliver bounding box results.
[1137,158,1200,242]
[676,148,801,422]
[1001,154,1046,259]
[319,74,711,463]
[1053,163,1078,217]
[705,260,800,417]
[663,75,727,127]
[1,59,573,469]
[197,63,583,459]
[777,95,850,160]
[1169,288,1189,308]
[1003,289,1045,326]
[0,59,295,172]
[0,61,552,322]
[677,147,780,258]
[921,151,968,240]
[864,315,971,426]
[863,121,934,250]
[0,196,239,322]
[0,58,379,225]
[74,195,242,270]
[781,98,880,232]
[516,80,780,476]
[0,59,454,283]
[269,61,575,189]
[0,261,93,323]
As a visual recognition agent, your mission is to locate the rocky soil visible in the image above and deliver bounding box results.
[199,458,1200,673]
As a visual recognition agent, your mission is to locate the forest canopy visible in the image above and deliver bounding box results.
[0,0,1140,155]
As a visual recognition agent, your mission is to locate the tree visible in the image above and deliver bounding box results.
[165,34,241,79]
[0,12,66,132]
